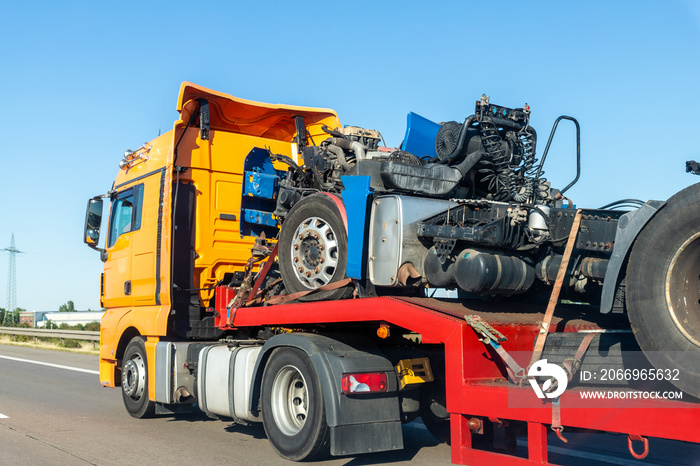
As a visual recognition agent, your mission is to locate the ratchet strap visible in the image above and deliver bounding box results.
[465,315,526,384]
[563,332,596,380]
[266,278,354,305]
[529,210,583,367]
[246,243,279,304]
[551,398,567,443]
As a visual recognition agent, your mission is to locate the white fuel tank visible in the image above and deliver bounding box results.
[197,344,262,422]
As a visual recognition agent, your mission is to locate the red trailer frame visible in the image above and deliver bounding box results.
[231,295,700,465]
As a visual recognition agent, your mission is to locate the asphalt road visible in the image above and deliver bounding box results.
[0,345,452,466]
[0,345,698,465]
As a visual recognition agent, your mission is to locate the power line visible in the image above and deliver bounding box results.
[1,234,23,324]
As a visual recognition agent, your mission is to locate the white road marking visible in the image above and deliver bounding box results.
[0,413,8,419]
[0,355,99,375]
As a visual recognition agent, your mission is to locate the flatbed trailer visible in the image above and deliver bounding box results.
[231,295,700,465]
[84,83,700,464]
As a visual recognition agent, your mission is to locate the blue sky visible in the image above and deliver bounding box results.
[1,1,699,312]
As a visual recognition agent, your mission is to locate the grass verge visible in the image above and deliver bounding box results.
[0,333,99,355]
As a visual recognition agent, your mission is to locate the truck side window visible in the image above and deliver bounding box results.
[107,184,143,248]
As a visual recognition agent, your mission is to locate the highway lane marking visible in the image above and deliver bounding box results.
[0,355,99,375]
[0,414,8,419]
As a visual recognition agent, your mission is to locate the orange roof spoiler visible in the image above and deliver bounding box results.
[176,82,340,141]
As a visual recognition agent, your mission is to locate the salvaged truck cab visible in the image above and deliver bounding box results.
[84,82,700,462]
[84,84,414,459]
[85,83,345,370]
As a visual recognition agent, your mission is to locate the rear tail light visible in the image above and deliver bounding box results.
[341,372,388,394]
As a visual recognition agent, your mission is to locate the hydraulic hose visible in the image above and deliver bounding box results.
[321,125,347,139]
[453,149,484,177]
[326,144,353,170]
[328,137,367,161]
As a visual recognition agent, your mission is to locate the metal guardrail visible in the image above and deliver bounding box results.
[0,326,99,342]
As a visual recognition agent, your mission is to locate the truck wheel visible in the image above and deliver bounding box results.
[261,348,330,461]
[627,182,700,399]
[279,194,353,301]
[121,337,155,418]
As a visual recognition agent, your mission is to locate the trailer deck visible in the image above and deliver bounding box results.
[232,296,700,465]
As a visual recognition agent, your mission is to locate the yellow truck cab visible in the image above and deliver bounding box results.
[84,82,340,391]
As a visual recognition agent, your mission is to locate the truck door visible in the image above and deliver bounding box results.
[103,185,143,308]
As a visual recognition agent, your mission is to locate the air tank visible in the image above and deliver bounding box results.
[454,248,535,295]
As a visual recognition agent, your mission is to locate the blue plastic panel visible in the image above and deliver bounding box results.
[242,209,277,227]
[341,175,372,279]
[402,112,441,159]
[244,170,278,198]
[240,147,284,238]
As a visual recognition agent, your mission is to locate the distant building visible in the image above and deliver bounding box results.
[18,311,47,327]
[37,311,105,328]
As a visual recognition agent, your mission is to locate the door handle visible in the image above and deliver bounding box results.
[124,280,131,295]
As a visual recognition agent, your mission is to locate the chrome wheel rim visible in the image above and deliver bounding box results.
[290,216,339,289]
[270,365,308,436]
[665,231,700,346]
[122,354,146,399]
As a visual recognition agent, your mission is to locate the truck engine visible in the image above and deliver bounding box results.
[277,95,548,205]
[260,93,700,398]
[272,95,616,306]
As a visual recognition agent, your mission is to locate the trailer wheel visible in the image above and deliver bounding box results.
[627,182,700,399]
[121,336,155,418]
[261,348,330,461]
[279,194,352,301]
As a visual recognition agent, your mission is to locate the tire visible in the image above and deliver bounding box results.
[421,382,451,444]
[121,336,156,418]
[261,348,330,461]
[627,182,700,399]
[279,194,353,301]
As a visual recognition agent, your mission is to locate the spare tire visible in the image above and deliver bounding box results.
[627,182,700,399]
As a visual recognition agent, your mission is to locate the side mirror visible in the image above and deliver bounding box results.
[84,197,104,249]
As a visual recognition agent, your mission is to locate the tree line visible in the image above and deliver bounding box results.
[0,301,102,330]
[0,307,23,326]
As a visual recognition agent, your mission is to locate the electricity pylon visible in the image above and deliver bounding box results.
[2,234,22,325]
